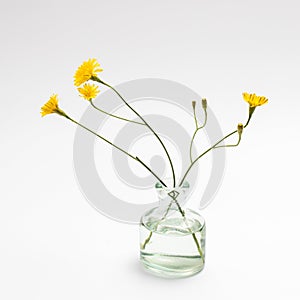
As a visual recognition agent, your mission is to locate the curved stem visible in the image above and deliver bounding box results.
[213,134,241,149]
[63,114,166,187]
[179,110,254,186]
[65,115,136,159]
[189,128,199,163]
[136,157,166,187]
[92,77,176,188]
[180,130,237,186]
[193,105,198,128]
[189,109,207,163]
[201,110,208,128]
[141,196,205,263]
[90,100,145,126]
[140,232,152,250]
[245,107,255,127]
[172,199,204,262]
[141,200,174,250]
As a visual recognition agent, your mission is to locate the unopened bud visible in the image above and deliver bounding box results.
[202,98,207,109]
[237,123,244,135]
[192,101,196,109]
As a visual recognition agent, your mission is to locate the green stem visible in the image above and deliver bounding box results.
[140,231,152,250]
[180,112,253,187]
[63,114,166,187]
[141,196,205,263]
[65,115,136,159]
[245,107,255,127]
[189,128,199,163]
[193,105,198,128]
[92,77,176,188]
[141,198,175,250]
[189,109,207,163]
[172,199,205,263]
[90,100,145,126]
[213,134,241,149]
[136,157,167,187]
[180,130,237,186]
[201,109,208,128]
[192,232,204,261]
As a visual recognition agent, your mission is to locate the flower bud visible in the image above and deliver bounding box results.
[237,123,244,135]
[202,98,207,109]
[192,101,196,109]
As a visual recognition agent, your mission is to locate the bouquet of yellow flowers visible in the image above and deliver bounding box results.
[40,58,268,278]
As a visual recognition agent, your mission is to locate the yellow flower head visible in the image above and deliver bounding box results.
[74,58,103,86]
[243,92,268,107]
[40,94,66,117]
[78,83,100,100]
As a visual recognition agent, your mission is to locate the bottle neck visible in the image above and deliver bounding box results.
[155,181,190,208]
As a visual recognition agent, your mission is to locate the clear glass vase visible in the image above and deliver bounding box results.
[139,181,206,278]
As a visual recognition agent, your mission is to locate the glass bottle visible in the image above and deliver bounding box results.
[139,181,206,278]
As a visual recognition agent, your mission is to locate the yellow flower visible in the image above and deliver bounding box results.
[74,58,103,86]
[78,83,100,100]
[40,94,66,117]
[243,92,268,107]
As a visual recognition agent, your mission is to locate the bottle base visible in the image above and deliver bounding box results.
[140,252,205,279]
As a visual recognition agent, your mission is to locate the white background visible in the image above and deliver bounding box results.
[1,0,300,299]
